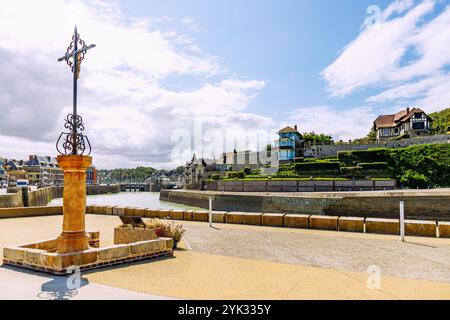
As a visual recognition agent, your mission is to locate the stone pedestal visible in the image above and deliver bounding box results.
[56,155,92,253]
[2,154,174,275]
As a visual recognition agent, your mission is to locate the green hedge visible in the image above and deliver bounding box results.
[278,163,294,172]
[340,166,362,176]
[357,162,388,170]
[294,161,340,172]
[387,144,450,187]
[227,171,245,179]
[338,148,388,165]
[233,143,449,188]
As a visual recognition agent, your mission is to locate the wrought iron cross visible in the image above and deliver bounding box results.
[56,25,96,155]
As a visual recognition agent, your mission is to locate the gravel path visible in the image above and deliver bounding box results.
[181,221,450,283]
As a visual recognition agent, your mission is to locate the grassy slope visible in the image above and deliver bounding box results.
[429,108,450,133]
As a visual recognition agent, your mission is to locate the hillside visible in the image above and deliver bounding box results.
[217,143,450,189]
[430,108,450,133]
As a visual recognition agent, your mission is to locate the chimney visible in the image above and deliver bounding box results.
[407,107,410,113]
[294,125,298,131]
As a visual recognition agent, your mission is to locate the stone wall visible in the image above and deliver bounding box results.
[204,179,397,192]
[28,187,63,207]
[305,134,450,158]
[0,184,120,208]
[0,192,23,208]
[160,189,450,221]
[87,184,121,195]
[0,206,63,218]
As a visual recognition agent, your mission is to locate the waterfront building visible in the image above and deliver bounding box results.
[184,154,226,185]
[3,159,27,185]
[273,125,303,162]
[0,158,6,182]
[86,166,98,185]
[373,107,433,143]
[22,155,64,186]
[217,150,266,171]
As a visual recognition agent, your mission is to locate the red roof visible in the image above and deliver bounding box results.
[278,126,300,134]
[374,107,431,129]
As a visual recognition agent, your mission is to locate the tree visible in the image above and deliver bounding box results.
[302,132,333,143]
[430,108,450,134]
[353,128,377,144]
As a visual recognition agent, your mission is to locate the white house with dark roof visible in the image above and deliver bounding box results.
[373,107,433,143]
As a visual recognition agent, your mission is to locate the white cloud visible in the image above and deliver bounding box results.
[367,72,450,112]
[287,106,377,141]
[382,0,415,20]
[180,16,203,33]
[322,0,450,104]
[0,0,269,169]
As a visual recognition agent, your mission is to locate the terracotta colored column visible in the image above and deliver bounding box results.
[56,155,92,253]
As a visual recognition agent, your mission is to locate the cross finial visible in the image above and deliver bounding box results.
[56,26,96,156]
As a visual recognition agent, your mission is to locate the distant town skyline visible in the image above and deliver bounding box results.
[0,0,448,169]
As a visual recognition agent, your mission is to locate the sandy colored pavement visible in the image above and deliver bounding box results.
[179,221,450,283]
[0,265,172,300]
[1,214,450,299]
[85,250,450,300]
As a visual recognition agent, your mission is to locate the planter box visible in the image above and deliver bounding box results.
[114,227,158,244]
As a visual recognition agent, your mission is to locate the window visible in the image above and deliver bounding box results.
[412,122,425,130]
[414,113,422,119]
[383,128,390,136]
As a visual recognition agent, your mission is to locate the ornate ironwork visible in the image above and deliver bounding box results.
[56,25,95,155]
[56,114,91,155]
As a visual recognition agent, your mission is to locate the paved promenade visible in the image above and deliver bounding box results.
[1,214,450,299]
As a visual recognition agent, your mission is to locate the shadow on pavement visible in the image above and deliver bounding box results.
[0,264,90,300]
[404,241,436,249]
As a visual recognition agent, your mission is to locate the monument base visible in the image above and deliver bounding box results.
[3,235,173,275]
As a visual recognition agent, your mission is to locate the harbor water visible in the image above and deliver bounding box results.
[48,191,202,211]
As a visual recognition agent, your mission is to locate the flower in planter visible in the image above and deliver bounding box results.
[169,221,186,242]
[144,218,186,243]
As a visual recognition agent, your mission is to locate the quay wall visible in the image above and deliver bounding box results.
[205,179,397,192]
[0,184,120,208]
[160,189,450,221]
[0,191,23,208]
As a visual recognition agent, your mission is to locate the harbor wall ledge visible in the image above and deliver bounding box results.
[1,205,449,238]
[160,189,450,221]
[206,179,397,193]
[0,184,121,208]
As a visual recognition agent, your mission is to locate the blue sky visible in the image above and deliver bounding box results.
[121,0,449,122]
[0,0,448,168]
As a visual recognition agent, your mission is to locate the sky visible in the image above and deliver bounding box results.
[0,0,449,169]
